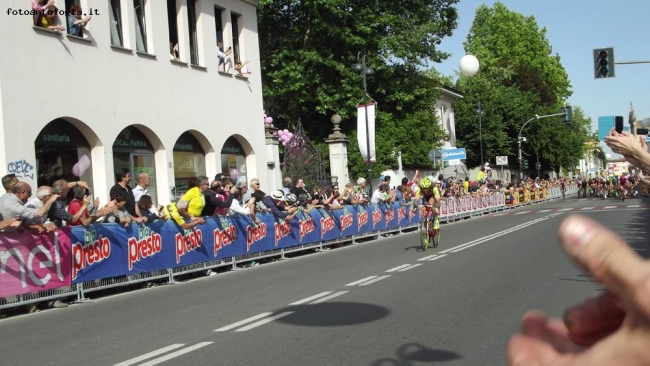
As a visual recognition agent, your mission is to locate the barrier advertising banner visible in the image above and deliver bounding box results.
[0,229,72,297]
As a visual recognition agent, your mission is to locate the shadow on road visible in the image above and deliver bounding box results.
[370,342,460,365]
[274,301,389,327]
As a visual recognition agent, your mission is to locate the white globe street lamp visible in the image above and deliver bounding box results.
[459,54,480,76]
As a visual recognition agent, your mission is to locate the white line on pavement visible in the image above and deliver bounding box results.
[580,207,594,210]
[538,209,551,212]
[558,208,573,211]
[429,254,448,261]
[603,206,616,209]
[309,291,349,304]
[214,312,273,332]
[113,344,186,366]
[418,255,438,261]
[358,275,391,286]
[235,312,294,332]
[439,217,547,254]
[345,276,377,286]
[491,213,507,216]
[628,205,640,208]
[289,292,333,305]
[386,264,413,272]
[139,342,213,366]
[514,211,531,215]
[398,264,423,272]
[451,221,544,253]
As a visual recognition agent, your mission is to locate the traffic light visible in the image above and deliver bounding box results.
[559,106,573,123]
[536,162,541,170]
[523,160,529,170]
[593,48,615,78]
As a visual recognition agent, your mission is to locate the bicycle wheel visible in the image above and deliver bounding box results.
[432,229,441,248]
[420,216,430,251]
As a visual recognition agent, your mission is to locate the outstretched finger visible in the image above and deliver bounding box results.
[564,291,625,346]
[558,215,649,308]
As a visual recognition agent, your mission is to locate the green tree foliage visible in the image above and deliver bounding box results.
[453,2,585,173]
[258,0,460,179]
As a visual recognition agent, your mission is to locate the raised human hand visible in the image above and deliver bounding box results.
[507,215,650,365]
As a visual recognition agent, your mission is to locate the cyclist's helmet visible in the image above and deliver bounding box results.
[419,177,433,189]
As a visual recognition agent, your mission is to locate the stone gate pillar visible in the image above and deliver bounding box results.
[265,124,282,192]
[325,114,350,186]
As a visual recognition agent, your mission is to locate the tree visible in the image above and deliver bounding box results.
[453,2,577,173]
[258,0,460,178]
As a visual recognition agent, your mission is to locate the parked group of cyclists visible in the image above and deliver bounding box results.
[576,174,639,201]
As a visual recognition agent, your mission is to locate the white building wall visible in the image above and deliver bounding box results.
[0,0,267,202]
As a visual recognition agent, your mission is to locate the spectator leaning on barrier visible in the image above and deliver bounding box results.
[371,183,395,204]
[0,182,58,232]
[48,179,92,227]
[138,195,164,223]
[110,168,141,218]
[104,193,137,227]
[202,179,236,217]
[69,185,117,226]
[228,189,261,225]
[262,190,299,222]
[176,176,209,220]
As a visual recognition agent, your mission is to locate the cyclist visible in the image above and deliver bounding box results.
[619,174,627,201]
[419,177,441,239]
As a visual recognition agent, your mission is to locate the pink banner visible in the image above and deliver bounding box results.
[440,199,448,216]
[0,229,72,298]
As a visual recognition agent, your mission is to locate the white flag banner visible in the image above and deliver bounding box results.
[357,103,376,163]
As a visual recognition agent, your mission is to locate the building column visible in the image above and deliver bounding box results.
[325,114,350,186]
[265,124,282,192]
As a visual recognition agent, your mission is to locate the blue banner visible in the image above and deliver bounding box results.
[70,203,420,284]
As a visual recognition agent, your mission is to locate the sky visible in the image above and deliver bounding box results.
[433,0,650,160]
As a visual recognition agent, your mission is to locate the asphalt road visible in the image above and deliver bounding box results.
[1,195,648,366]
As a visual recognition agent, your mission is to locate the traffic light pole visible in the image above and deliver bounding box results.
[518,112,566,182]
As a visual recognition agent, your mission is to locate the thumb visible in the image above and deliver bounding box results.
[558,215,648,305]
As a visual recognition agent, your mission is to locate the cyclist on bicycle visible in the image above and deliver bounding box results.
[420,176,443,231]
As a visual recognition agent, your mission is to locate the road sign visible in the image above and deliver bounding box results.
[441,148,466,161]
[427,149,440,162]
[448,159,462,166]
[496,156,508,165]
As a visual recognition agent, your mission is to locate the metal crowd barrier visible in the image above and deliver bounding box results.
[0,185,577,311]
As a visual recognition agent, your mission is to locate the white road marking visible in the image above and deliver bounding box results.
[418,255,438,261]
[491,213,507,216]
[538,209,551,212]
[558,208,573,211]
[214,312,273,332]
[309,291,349,304]
[580,207,594,210]
[603,206,616,209]
[514,211,531,215]
[345,276,377,286]
[628,205,640,208]
[398,264,423,272]
[429,254,448,261]
[289,292,332,305]
[358,275,391,286]
[113,344,185,366]
[138,343,213,366]
[386,264,413,272]
[440,217,548,254]
[235,312,294,332]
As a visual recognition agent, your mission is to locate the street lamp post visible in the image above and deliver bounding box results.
[476,102,484,165]
[354,53,374,194]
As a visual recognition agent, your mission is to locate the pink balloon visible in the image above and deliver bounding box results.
[287,132,293,139]
[230,169,239,180]
[283,129,289,134]
[282,141,287,146]
[265,117,273,124]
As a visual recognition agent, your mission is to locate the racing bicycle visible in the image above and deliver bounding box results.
[420,205,440,250]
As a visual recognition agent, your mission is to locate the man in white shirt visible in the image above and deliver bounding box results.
[132,172,157,214]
